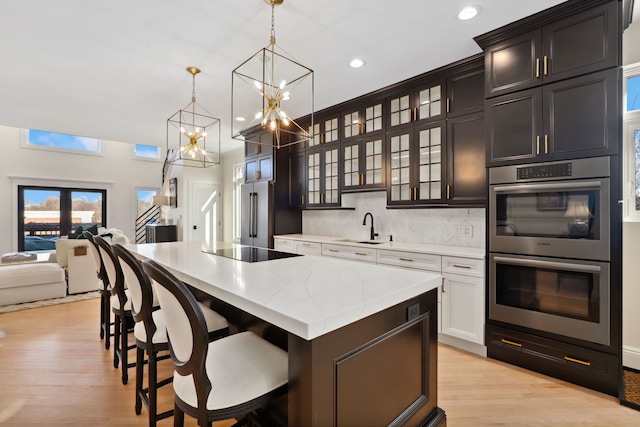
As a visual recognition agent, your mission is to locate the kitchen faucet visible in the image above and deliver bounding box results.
[362,212,379,241]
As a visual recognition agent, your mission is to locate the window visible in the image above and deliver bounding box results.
[233,164,245,242]
[623,63,640,220]
[133,144,162,160]
[18,186,106,251]
[24,129,101,154]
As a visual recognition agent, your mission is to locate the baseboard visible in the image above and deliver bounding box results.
[438,333,487,357]
[623,345,640,370]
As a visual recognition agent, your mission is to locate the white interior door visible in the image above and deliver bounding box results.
[189,182,221,244]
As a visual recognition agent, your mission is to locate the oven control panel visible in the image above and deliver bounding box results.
[517,163,572,180]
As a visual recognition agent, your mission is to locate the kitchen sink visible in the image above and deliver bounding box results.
[338,239,385,245]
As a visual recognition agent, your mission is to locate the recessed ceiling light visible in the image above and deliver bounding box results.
[350,58,365,68]
[235,116,246,122]
[458,6,481,20]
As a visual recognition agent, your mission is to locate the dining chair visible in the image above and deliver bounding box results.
[141,259,288,427]
[95,235,136,384]
[112,243,229,427]
[83,231,113,350]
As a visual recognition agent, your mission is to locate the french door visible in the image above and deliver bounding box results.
[18,186,106,251]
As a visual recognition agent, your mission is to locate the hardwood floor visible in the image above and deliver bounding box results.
[0,298,638,426]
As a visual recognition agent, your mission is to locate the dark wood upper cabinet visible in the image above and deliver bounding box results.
[446,112,486,205]
[342,135,386,192]
[386,122,447,207]
[244,131,275,182]
[341,97,385,143]
[482,1,619,98]
[447,65,485,117]
[386,77,446,131]
[486,68,618,166]
[306,145,341,208]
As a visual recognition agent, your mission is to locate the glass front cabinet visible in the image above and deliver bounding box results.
[387,121,446,206]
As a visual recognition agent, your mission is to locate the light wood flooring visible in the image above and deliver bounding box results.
[0,298,638,426]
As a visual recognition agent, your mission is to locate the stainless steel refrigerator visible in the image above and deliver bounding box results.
[241,180,272,248]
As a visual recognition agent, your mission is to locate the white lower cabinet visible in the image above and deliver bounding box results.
[274,238,296,253]
[441,273,484,345]
[274,238,322,256]
[294,241,322,256]
[321,243,377,263]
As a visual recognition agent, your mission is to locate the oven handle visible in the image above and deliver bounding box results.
[493,256,601,273]
[492,181,601,193]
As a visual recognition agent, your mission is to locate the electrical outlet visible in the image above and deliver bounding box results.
[407,303,420,321]
[453,225,473,236]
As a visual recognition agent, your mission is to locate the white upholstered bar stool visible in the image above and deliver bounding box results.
[83,231,113,349]
[112,243,229,427]
[141,259,288,427]
[95,235,137,384]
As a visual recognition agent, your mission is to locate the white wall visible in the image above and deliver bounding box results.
[221,148,244,243]
[303,191,485,248]
[0,124,162,255]
[622,19,640,369]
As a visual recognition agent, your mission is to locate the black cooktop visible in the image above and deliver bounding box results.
[204,246,302,263]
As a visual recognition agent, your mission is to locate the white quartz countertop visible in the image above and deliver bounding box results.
[274,234,485,259]
[126,240,442,341]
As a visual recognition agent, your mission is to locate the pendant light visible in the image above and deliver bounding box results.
[231,0,314,149]
[167,67,221,167]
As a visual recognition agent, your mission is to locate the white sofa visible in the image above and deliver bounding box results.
[0,262,66,306]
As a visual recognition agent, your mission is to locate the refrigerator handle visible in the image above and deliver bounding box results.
[248,192,254,238]
[252,192,258,238]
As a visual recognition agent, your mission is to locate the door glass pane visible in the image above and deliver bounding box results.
[23,189,60,251]
[71,191,104,235]
[389,133,411,201]
[418,126,443,200]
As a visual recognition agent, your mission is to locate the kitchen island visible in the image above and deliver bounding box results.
[127,240,445,426]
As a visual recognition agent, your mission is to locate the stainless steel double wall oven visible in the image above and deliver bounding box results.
[488,156,611,346]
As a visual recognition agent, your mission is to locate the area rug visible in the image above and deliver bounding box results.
[622,367,640,410]
[0,291,100,314]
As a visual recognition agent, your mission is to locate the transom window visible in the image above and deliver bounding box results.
[134,144,161,160]
[24,129,101,154]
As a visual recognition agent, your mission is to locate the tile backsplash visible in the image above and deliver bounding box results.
[302,191,485,248]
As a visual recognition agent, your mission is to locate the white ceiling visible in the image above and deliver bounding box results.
[0,0,582,154]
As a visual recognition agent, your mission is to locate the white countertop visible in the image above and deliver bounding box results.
[126,240,442,341]
[274,234,485,259]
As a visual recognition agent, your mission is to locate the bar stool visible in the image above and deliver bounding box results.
[83,231,112,350]
[113,244,229,427]
[95,235,136,384]
[142,259,288,427]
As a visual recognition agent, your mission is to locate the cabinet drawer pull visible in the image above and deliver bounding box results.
[564,356,591,366]
[543,55,548,76]
[452,264,471,269]
[501,339,522,348]
[544,134,548,154]
[328,249,339,253]
[355,252,368,256]
[301,243,311,247]
[535,58,540,79]
[399,257,414,262]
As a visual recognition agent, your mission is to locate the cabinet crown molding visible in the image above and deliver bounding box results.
[474,0,618,49]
